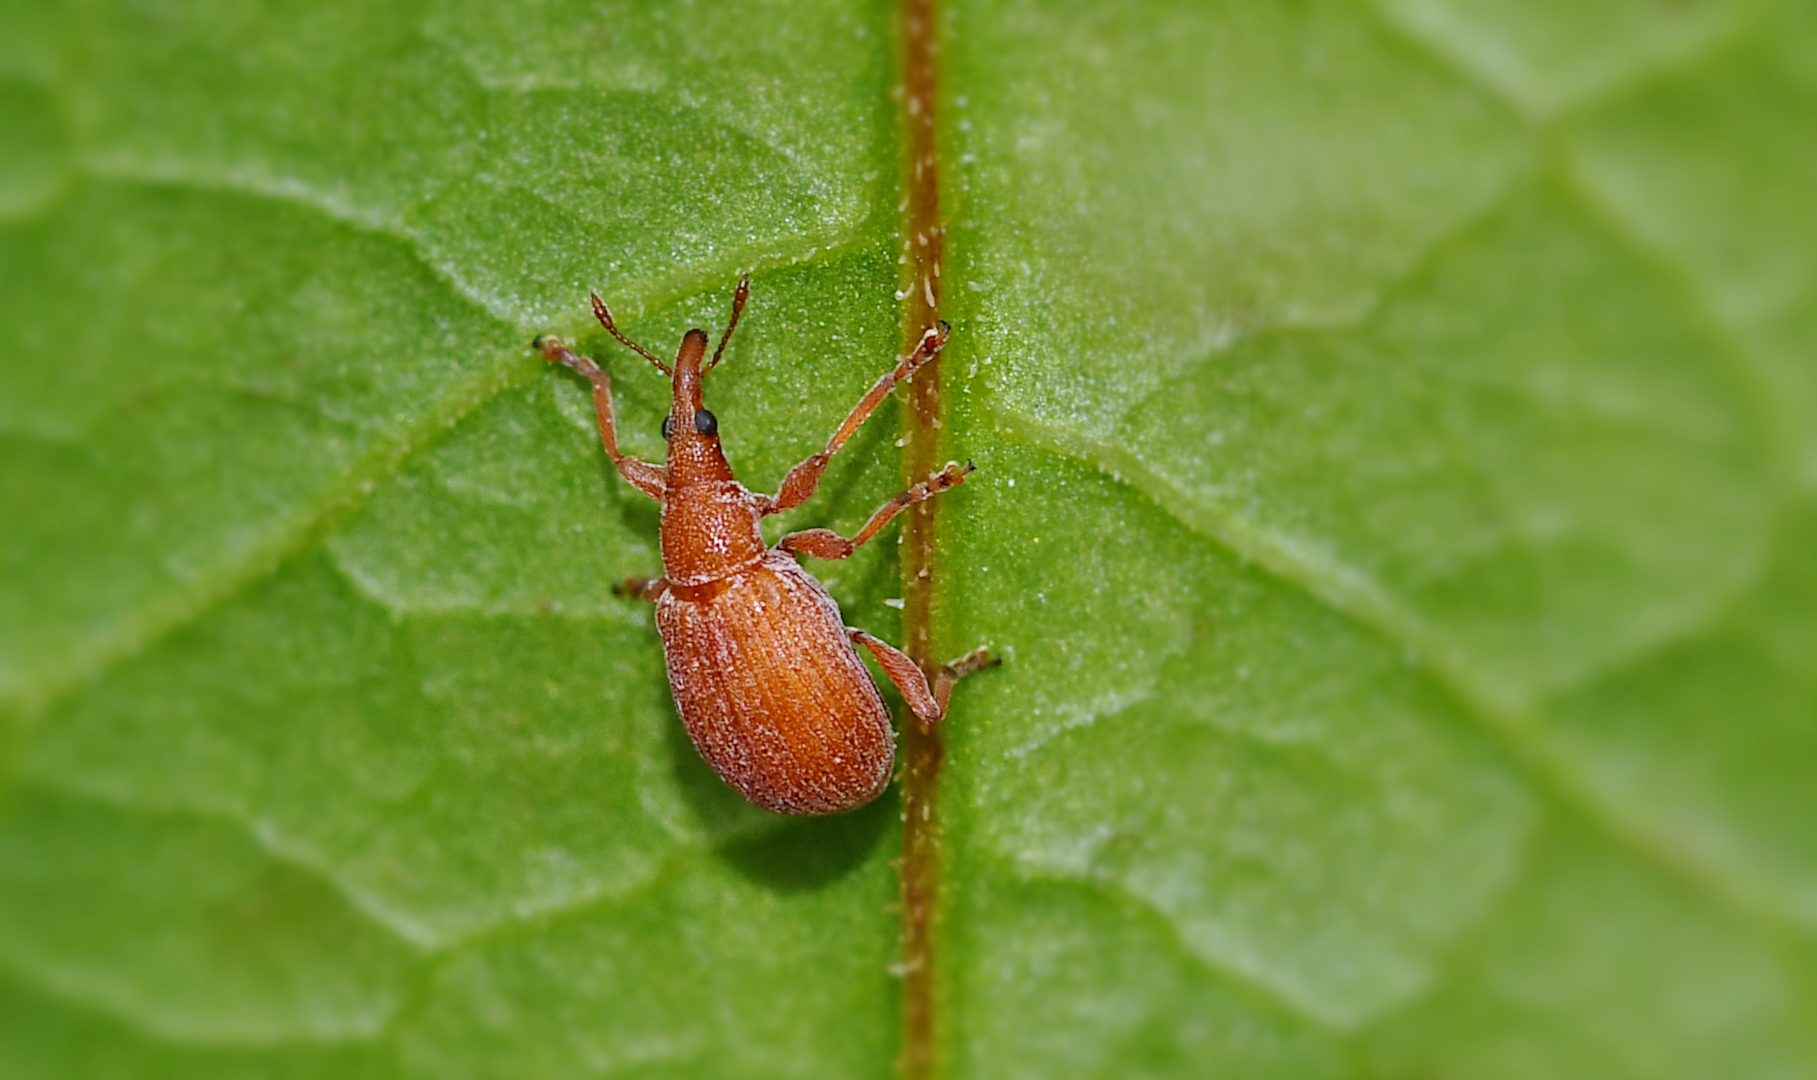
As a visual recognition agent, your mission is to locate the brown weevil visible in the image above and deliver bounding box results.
[533,276,992,815]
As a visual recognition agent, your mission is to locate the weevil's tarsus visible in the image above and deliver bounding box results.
[779,460,973,562]
[590,292,673,376]
[760,320,951,517]
[535,334,667,500]
[708,273,751,371]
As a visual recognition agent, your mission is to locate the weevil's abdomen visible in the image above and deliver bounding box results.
[654,551,894,815]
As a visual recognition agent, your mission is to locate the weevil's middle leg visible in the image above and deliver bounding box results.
[778,460,973,561]
[759,322,949,515]
[612,576,668,602]
[849,630,998,728]
[534,336,667,501]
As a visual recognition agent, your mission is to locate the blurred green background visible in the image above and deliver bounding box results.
[3,0,1815,1076]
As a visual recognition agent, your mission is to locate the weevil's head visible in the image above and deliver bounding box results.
[663,328,734,486]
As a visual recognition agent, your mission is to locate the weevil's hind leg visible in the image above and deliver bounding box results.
[849,630,941,726]
[778,460,973,561]
[613,576,669,603]
[849,631,998,728]
[760,322,950,515]
[533,335,666,500]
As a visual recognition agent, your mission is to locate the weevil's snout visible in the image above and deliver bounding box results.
[663,327,734,485]
[671,328,710,413]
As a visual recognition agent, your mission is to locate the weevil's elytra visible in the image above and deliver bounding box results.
[535,276,994,815]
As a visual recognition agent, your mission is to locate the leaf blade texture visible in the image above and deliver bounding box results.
[2,0,1813,1077]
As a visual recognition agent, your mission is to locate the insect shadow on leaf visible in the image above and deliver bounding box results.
[716,794,894,892]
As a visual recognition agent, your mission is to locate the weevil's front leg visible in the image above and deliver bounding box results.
[758,322,949,516]
[778,460,973,562]
[849,630,998,727]
[534,335,666,500]
[612,576,669,602]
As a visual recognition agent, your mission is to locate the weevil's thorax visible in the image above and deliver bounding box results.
[659,328,765,587]
[660,482,764,587]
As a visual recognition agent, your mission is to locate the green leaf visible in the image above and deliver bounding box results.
[2,0,1812,1077]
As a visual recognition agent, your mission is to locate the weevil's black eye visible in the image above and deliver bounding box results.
[661,414,675,440]
[693,409,718,436]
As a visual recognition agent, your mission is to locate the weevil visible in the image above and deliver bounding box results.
[533,276,993,815]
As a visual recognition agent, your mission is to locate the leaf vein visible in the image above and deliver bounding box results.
[1005,421,1813,949]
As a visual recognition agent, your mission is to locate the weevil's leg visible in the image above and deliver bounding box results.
[533,335,666,500]
[758,322,950,515]
[849,631,998,727]
[777,460,973,561]
[612,576,669,602]
[848,629,941,726]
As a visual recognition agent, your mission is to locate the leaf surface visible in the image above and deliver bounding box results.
[2,0,1813,1077]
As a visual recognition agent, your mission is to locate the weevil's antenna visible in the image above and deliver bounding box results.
[708,274,751,371]
[590,292,672,376]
